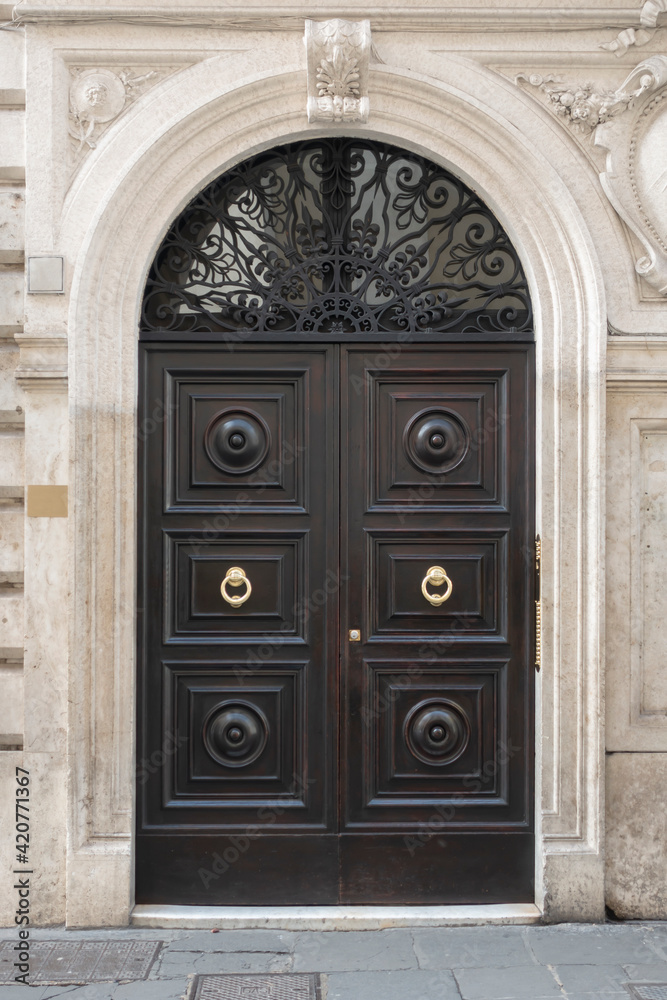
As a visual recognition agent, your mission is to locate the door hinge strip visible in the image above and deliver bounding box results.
[535,534,541,671]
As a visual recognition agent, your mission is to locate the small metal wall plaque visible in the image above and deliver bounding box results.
[26,485,68,517]
[27,256,65,294]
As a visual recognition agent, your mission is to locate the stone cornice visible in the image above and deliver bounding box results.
[13,333,68,392]
[607,335,667,387]
[9,4,654,32]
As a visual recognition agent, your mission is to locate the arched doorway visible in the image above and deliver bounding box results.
[136,138,535,905]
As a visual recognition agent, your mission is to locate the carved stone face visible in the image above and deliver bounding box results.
[70,70,126,125]
[84,83,108,108]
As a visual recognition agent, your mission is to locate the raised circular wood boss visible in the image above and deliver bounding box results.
[203,702,269,767]
[205,408,271,475]
[405,700,470,766]
[404,408,470,474]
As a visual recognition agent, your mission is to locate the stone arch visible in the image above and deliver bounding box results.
[62,51,606,924]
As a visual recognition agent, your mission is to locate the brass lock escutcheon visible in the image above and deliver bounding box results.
[421,565,453,607]
[220,566,252,608]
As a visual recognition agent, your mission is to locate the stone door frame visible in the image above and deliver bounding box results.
[60,52,607,924]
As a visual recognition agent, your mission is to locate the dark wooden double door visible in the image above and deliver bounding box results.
[137,342,535,904]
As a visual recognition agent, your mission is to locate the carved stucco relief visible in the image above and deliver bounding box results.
[596,62,667,295]
[68,66,178,175]
[305,19,371,123]
[601,0,666,55]
[517,56,667,294]
[516,59,662,133]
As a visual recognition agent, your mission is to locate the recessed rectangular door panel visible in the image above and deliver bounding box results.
[367,530,507,640]
[164,364,310,510]
[359,659,508,806]
[161,662,313,817]
[370,373,508,508]
[164,531,308,643]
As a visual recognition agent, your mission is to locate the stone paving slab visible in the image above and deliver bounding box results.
[623,964,667,981]
[551,964,629,993]
[640,930,667,961]
[323,968,461,1000]
[562,995,628,1000]
[0,983,189,1000]
[526,926,663,967]
[162,931,295,955]
[452,964,562,999]
[412,926,534,969]
[291,930,418,973]
[158,951,292,977]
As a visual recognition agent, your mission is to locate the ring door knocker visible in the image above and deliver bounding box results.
[220,566,252,608]
[421,565,453,607]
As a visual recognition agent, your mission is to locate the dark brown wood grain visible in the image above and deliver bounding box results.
[136,342,534,904]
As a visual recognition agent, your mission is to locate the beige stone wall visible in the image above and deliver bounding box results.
[606,341,667,919]
[0,26,25,763]
[0,15,69,926]
[606,755,667,918]
[0,15,25,740]
[0,9,26,922]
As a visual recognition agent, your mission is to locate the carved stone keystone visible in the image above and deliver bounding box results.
[305,19,371,124]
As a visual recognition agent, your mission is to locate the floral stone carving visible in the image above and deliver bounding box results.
[305,19,370,124]
[516,61,661,133]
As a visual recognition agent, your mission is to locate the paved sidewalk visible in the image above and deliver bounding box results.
[0,922,666,999]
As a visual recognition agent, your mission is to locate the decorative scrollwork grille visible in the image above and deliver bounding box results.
[141,139,532,339]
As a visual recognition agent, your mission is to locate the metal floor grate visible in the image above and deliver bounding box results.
[0,939,162,984]
[626,986,667,1000]
[190,974,322,1000]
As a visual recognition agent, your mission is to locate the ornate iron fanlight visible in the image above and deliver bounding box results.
[141,139,532,338]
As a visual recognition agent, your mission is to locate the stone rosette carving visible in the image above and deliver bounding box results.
[305,19,370,123]
[68,66,171,156]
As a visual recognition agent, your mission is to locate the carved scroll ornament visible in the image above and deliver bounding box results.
[518,56,667,294]
[595,56,667,294]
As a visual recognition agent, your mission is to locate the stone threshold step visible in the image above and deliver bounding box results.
[132,903,541,931]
